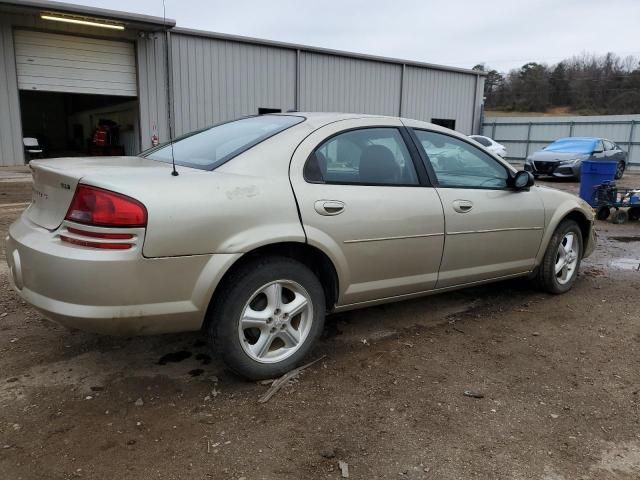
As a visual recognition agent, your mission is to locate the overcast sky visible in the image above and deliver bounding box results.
[69,0,640,72]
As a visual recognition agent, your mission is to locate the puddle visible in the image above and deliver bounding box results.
[609,258,640,271]
[157,350,192,365]
[195,353,211,365]
[611,236,640,243]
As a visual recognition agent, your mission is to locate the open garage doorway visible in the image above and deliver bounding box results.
[14,29,140,162]
[19,91,140,160]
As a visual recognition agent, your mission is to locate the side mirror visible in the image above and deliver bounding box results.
[592,148,604,154]
[510,170,534,190]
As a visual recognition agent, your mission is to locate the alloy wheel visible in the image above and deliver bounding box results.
[238,280,313,364]
[554,232,579,285]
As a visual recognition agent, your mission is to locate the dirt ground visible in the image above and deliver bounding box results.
[1,173,639,480]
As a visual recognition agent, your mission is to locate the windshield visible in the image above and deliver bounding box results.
[142,115,304,170]
[543,138,598,154]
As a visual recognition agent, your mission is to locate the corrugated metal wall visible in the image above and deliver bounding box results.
[482,114,640,165]
[169,33,296,136]
[137,33,169,151]
[0,20,23,166]
[298,52,402,115]
[402,67,478,134]
[0,9,484,166]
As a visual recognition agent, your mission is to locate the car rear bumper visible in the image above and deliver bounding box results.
[6,214,240,335]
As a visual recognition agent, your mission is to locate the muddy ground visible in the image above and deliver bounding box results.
[0,173,639,480]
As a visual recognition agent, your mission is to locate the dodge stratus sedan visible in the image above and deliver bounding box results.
[6,113,596,379]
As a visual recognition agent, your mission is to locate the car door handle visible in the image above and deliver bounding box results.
[452,200,473,213]
[314,200,345,216]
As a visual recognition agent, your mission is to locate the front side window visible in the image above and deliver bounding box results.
[604,140,615,151]
[304,128,419,186]
[142,115,304,170]
[413,130,509,189]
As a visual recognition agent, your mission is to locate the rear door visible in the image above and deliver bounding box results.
[408,127,545,288]
[289,118,445,306]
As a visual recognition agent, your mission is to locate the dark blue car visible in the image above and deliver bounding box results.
[524,137,627,180]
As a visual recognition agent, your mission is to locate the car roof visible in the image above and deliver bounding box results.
[273,112,460,134]
[554,137,600,142]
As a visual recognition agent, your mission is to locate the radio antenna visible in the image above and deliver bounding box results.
[163,0,178,176]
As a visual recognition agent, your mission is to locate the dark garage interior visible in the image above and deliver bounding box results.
[19,91,140,160]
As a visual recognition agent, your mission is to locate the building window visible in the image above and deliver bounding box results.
[258,108,282,115]
[431,118,456,130]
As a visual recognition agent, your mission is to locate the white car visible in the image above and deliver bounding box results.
[469,135,507,158]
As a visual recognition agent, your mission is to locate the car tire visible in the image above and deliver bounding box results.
[612,209,628,225]
[534,219,583,294]
[208,257,326,380]
[615,161,625,179]
[596,206,611,221]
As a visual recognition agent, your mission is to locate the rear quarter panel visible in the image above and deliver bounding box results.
[81,122,321,258]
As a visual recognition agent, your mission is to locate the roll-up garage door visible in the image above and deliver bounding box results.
[14,30,137,97]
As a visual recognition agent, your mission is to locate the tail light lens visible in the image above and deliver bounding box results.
[65,185,147,227]
[59,235,133,250]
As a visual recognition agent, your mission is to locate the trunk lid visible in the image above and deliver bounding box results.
[26,157,183,230]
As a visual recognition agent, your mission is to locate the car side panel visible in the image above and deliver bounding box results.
[534,187,596,262]
[435,187,545,287]
[288,118,446,306]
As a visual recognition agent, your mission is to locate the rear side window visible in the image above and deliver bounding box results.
[304,128,419,186]
[142,115,304,170]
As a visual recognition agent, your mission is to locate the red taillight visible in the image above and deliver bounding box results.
[65,185,147,228]
[60,235,132,250]
[66,227,133,240]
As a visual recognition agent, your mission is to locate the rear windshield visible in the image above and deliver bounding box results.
[544,138,597,154]
[141,115,304,170]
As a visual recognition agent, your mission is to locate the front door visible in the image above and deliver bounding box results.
[409,128,545,288]
[289,118,445,306]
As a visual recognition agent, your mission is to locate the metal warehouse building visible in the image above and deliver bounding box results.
[0,0,486,166]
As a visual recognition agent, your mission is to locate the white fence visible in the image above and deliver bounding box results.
[482,114,640,166]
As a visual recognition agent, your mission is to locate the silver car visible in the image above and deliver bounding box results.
[524,137,627,180]
[6,113,596,379]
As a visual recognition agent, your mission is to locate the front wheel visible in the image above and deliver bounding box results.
[615,161,625,179]
[534,220,583,294]
[208,257,326,380]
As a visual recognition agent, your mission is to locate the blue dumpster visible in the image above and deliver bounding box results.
[579,161,617,206]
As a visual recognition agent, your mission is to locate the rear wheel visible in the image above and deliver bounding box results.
[615,161,625,179]
[208,257,325,380]
[534,220,583,294]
